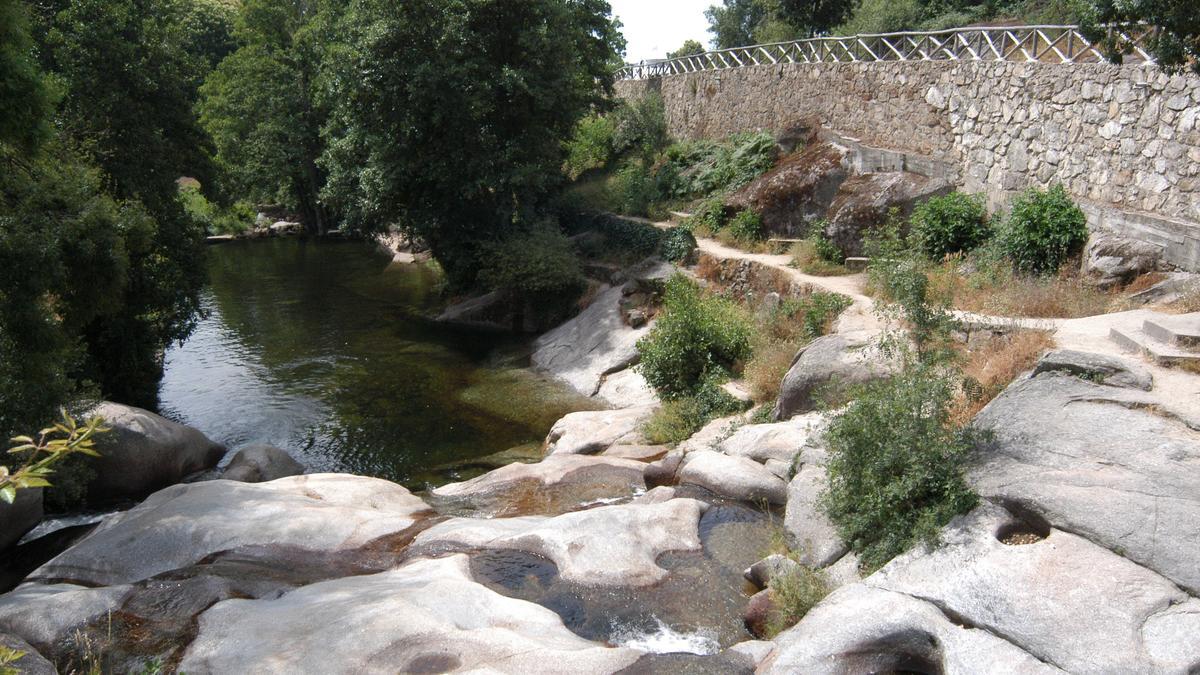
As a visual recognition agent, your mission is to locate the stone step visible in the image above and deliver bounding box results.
[1108,325,1200,367]
[1142,316,1200,350]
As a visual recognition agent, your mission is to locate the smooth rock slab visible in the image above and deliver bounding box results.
[677,450,788,505]
[178,554,639,674]
[596,367,660,408]
[972,371,1200,594]
[1032,349,1152,390]
[717,412,826,465]
[783,464,847,567]
[30,474,433,587]
[412,498,706,587]
[221,444,304,483]
[775,331,894,420]
[544,406,654,455]
[430,454,646,517]
[0,583,132,651]
[532,285,651,397]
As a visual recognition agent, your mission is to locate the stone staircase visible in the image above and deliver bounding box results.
[1109,312,1200,367]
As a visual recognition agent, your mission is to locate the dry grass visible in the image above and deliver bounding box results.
[1123,271,1167,295]
[926,258,1114,319]
[951,329,1056,425]
[788,240,851,277]
[713,228,776,253]
[745,339,801,404]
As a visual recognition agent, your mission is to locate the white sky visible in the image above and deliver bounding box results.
[609,0,713,63]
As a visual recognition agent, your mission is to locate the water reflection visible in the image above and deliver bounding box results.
[159,238,599,486]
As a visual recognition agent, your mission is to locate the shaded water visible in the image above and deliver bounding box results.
[159,238,598,486]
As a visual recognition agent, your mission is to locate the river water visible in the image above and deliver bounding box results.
[158,238,598,488]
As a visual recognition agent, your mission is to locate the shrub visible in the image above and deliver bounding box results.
[657,132,776,199]
[744,339,798,404]
[595,214,664,259]
[613,162,658,217]
[821,361,979,571]
[725,210,765,244]
[564,114,616,179]
[768,294,852,342]
[910,192,989,259]
[684,196,728,235]
[766,565,829,637]
[179,183,254,235]
[812,231,845,264]
[637,275,753,399]
[660,226,698,263]
[790,239,848,276]
[1000,184,1088,275]
[612,93,668,162]
[642,376,747,444]
[479,226,586,323]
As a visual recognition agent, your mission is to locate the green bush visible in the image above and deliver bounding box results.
[179,183,253,235]
[642,375,747,444]
[660,227,698,263]
[637,275,753,399]
[479,226,586,323]
[1000,184,1088,275]
[564,114,616,179]
[613,161,658,217]
[768,293,853,342]
[612,93,668,162]
[725,210,765,243]
[657,132,776,199]
[596,214,664,259]
[821,361,979,571]
[684,196,728,234]
[812,231,845,264]
[910,192,989,259]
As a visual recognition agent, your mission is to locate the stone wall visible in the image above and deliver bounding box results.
[616,61,1200,271]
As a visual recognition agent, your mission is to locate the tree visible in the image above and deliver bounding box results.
[778,0,857,36]
[0,0,56,153]
[199,0,341,233]
[1082,0,1200,74]
[323,0,624,289]
[668,39,706,58]
[706,0,768,48]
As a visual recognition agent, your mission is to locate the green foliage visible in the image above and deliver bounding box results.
[726,210,765,243]
[0,644,25,675]
[766,564,829,636]
[684,197,729,234]
[642,375,747,444]
[179,183,254,235]
[667,39,706,59]
[1,410,108,505]
[614,162,658,217]
[836,0,1086,36]
[564,114,618,180]
[479,226,586,324]
[658,132,777,199]
[323,0,625,289]
[910,192,989,259]
[812,231,845,264]
[597,215,666,259]
[638,275,753,399]
[0,0,56,154]
[821,361,979,571]
[1081,0,1200,74]
[612,93,669,163]
[767,293,853,342]
[660,227,699,263]
[706,0,855,47]
[1000,184,1088,275]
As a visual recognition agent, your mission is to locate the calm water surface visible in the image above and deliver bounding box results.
[159,238,597,487]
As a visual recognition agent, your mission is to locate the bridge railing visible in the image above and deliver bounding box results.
[616,25,1157,80]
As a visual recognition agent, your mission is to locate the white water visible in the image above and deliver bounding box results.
[611,617,721,655]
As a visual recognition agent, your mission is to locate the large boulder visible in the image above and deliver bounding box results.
[0,489,42,551]
[221,444,304,483]
[412,498,706,587]
[178,554,640,674]
[727,141,851,237]
[28,474,433,587]
[775,331,894,420]
[595,368,660,408]
[822,171,951,257]
[0,633,55,675]
[677,450,788,505]
[783,463,847,567]
[0,583,132,651]
[972,363,1200,594]
[531,285,652,397]
[716,412,825,465]
[1082,232,1162,289]
[543,406,653,455]
[87,402,225,501]
[429,454,646,517]
[1032,349,1152,390]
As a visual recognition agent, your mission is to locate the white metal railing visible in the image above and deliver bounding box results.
[616,25,1157,80]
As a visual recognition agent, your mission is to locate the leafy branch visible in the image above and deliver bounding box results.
[1,410,108,504]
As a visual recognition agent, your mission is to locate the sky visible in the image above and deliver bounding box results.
[609,0,713,63]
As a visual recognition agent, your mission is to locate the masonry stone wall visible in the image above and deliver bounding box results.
[616,61,1200,271]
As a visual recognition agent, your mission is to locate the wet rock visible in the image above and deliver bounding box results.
[544,407,653,456]
[643,449,685,486]
[0,489,42,551]
[861,504,1200,673]
[29,474,433,587]
[0,583,132,650]
[412,498,706,587]
[435,290,511,331]
[775,331,894,420]
[783,464,847,567]
[744,554,800,590]
[596,368,660,408]
[631,486,677,504]
[430,454,646,517]
[727,141,851,237]
[0,633,54,675]
[1031,349,1152,390]
[823,171,952,257]
[532,285,652,397]
[178,554,640,674]
[86,401,225,502]
[742,589,775,639]
[221,445,304,483]
[972,371,1200,594]
[1083,232,1162,289]
[677,451,788,505]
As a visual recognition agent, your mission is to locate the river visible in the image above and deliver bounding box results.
[158,237,599,488]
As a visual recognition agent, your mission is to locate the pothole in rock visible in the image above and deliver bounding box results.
[466,500,774,654]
